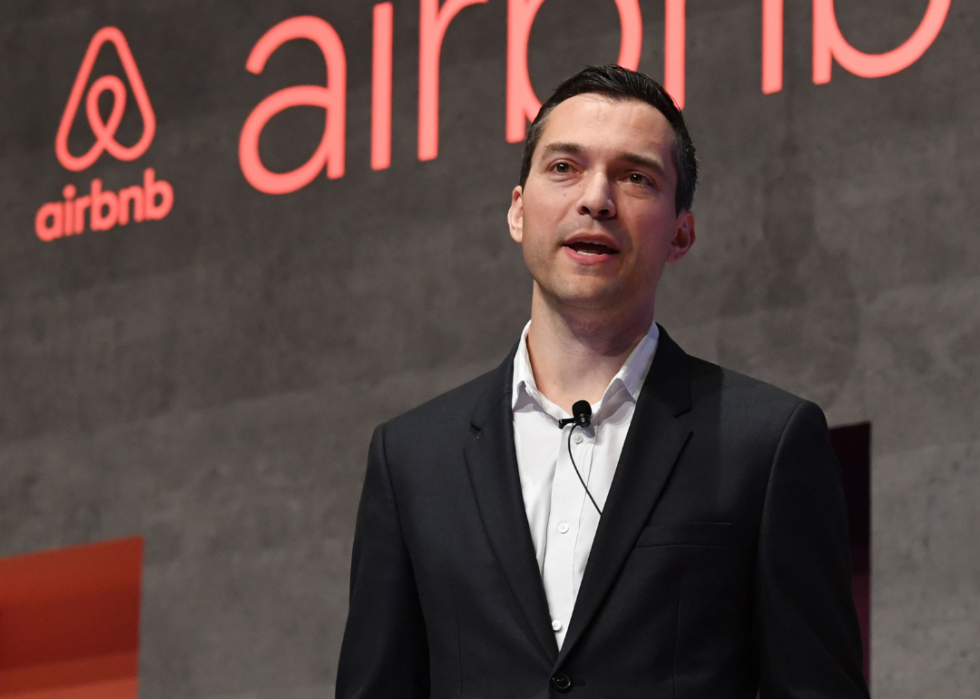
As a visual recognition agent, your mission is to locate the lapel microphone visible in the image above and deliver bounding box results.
[558,400,592,428]
[559,401,602,516]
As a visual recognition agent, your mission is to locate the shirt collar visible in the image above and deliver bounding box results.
[511,319,660,417]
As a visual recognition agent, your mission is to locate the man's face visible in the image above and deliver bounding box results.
[508,94,695,316]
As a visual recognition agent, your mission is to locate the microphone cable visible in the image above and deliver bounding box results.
[558,400,602,516]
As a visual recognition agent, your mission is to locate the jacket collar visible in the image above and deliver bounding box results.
[465,340,559,664]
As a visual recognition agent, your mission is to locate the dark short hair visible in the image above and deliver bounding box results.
[519,65,698,213]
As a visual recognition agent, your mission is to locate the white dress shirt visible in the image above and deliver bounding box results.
[511,319,660,649]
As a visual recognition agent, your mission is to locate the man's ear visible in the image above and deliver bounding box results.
[507,186,524,244]
[667,209,695,263]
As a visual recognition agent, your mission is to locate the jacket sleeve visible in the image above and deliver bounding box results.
[336,423,430,698]
[754,401,869,698]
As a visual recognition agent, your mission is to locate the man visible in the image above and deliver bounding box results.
[337,65,868,698]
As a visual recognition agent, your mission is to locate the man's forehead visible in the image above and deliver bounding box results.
[535,93,674,160]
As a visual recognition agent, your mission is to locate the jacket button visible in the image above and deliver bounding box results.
[551,673,572,692]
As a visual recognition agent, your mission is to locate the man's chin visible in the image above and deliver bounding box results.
[539,282,626,312]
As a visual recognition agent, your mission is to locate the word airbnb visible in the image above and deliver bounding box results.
[240,0,950,195]
[36,26,173,242]
[35,169,173,242]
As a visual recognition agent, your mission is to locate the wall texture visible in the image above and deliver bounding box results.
[0,0,976,696]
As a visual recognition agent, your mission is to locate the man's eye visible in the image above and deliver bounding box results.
[553,162,570,173]
[628,173,650,185]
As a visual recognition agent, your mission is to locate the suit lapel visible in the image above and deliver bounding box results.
[556,327,694,666]
[463,349,559,665]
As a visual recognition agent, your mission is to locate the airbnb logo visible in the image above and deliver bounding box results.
[55,27,156,171]
[36,26,173,242]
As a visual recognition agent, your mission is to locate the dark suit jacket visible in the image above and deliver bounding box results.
[336,326,869,698]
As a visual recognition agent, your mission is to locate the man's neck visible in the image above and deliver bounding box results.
[525,287,655,414]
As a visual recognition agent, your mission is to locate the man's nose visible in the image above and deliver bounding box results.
[576,172,616,219]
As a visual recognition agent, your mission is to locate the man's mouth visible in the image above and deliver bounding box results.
[565,241,619,256]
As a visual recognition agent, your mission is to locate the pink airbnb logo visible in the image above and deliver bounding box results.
[36,27,172,242]
[55,27,156,172]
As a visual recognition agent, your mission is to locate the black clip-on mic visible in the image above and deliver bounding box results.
[558,400,602,516]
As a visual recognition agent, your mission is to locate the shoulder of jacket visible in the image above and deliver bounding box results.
[381,363,502,442]
[686,354,815,422]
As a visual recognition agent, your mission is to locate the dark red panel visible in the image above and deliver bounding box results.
[0,537,142,699]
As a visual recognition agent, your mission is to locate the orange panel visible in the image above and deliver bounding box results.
[0,538,142,698]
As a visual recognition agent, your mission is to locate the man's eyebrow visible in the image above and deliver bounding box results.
[619,152,667,178]
[538,142,586,159]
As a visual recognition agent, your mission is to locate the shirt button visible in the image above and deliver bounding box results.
[552,619,563,631]
[573,434,584,444]
[558,522,569,534]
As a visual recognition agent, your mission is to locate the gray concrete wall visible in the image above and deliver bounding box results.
[0,0,976,696]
